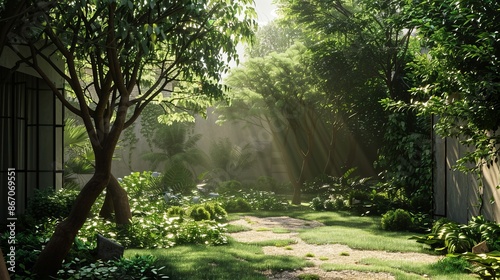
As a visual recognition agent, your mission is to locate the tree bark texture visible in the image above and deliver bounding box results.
[32,172,110,278]
[99,175,132,224]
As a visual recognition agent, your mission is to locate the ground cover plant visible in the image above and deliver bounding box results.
[0,171,296,278]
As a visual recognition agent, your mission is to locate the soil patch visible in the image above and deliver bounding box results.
[229,216,441,280]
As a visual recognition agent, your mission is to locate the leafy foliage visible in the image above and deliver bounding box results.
[205,137,256,182]
[384,0,500,174]
[381,209,413,232]
[457,251,500,279]
[413,216,500,254]
[375,112,433,213]
[26,188,79,220]
[56,254,169,280]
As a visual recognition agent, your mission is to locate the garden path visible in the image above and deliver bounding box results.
[229,216,442,280]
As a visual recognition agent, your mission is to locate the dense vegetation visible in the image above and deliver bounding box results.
[1,0,500,278]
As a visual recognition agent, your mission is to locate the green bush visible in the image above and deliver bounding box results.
[175,220,228,245]
[381,209,413,231]
[202,202,227,220]
[216,180,243,194]
[242,190,289,211]
[166,206,185,217]
[324,196,346,211]
[310,197,324,211]
[26,188,79,220]
[223,197,253,213]
[188,205,211,221]
[412,216,500,255]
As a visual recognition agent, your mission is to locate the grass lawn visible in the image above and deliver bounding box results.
[126,208,477,279]
[125,238,313,280]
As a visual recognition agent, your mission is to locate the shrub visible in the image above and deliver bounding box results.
[175,220,228,245]
[223,197,253,213]
[26,188,78,220]
[242,190,289,211]
[216,180,242,194]
[188,205,211,221]
[166,206,185,217]
[381,209,412,231]
[310,197,324,211]
[202,202,227,220]
[324,195,346,211]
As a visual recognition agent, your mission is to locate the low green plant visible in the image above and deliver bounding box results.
[242,190,289,211]
[381,209,412,231]
[323,195,346,211]
[457,251,500,279]
[223,197,253,213]
[166,206,185,217]
[412,216,499,254]
[216,180,243,194]
[56,254,169,279]
[430,256,472,274]
[310,197,324,211]
[26,188,78,220]
[188,205,212,221]
[175,220,228,245]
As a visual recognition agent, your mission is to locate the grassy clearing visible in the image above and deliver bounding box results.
[237,210,431,253]
[127,209,474,279]
[299,225,427,252]
[126,239,313,280]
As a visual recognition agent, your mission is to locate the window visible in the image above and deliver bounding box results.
[0,67,64,219]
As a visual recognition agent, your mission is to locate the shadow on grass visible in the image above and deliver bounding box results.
[125,238,313,280]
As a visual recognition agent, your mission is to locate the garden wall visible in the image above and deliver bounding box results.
[433,130,500,224]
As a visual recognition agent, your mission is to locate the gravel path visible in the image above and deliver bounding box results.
[229,216,442,280]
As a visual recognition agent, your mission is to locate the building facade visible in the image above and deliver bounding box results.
[0,48,64,221]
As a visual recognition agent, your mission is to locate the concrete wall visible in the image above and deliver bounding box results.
[111,107,289,183]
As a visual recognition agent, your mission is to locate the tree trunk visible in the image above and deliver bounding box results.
[99,189,114,220]
[0,248,10,280]
[32,171,110,278]
[99,175,131,224]
[291,181,302,205]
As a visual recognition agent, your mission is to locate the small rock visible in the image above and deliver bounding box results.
[472,241,489,254]
[96,234,124,261]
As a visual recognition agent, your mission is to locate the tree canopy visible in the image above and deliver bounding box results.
[384,0,500,171]
[1,0,256,276]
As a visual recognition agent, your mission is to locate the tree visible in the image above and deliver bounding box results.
[278,0,433,207]
[387,0,500,172]
[221,42,344,204]
[2,0,255,277]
